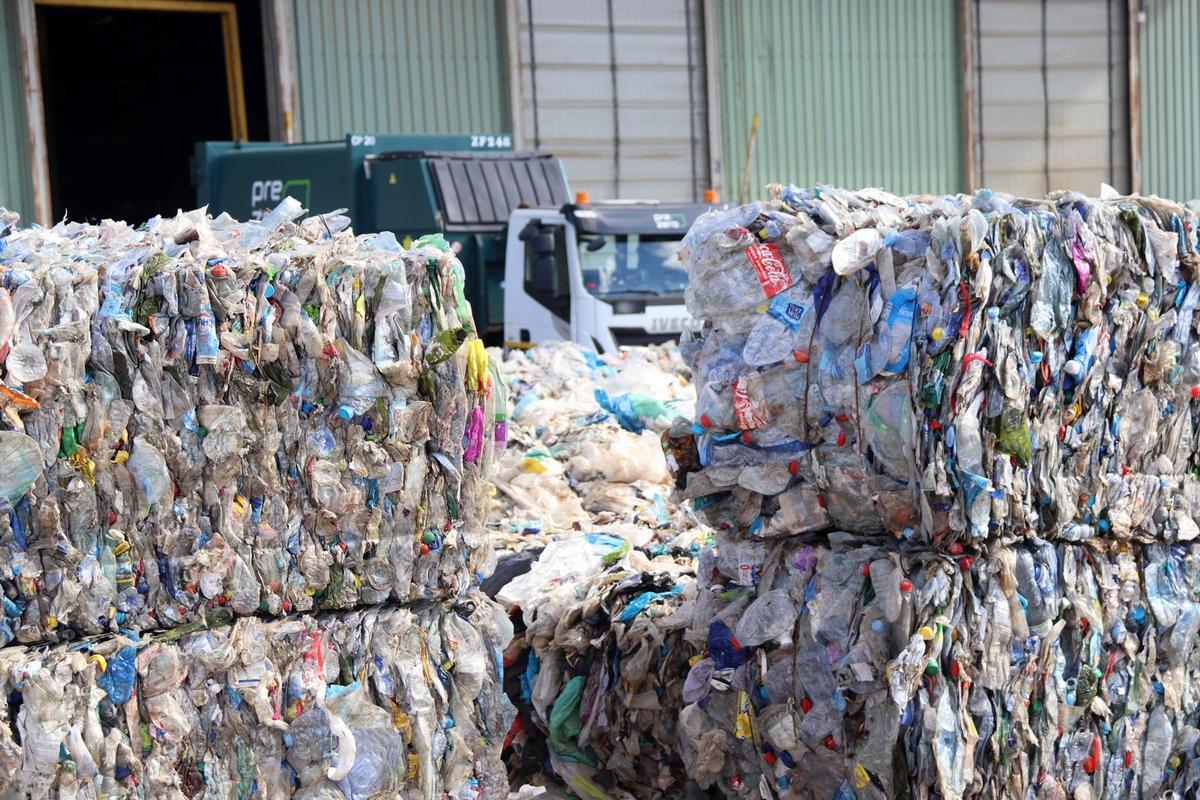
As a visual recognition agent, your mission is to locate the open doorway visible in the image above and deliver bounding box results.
[35,0,268,223]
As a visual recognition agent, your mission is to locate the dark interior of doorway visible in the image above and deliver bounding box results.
[37,1,268,224]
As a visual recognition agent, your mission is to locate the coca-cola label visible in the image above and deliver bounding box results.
[745,243,791,298]
[732,376,767,430]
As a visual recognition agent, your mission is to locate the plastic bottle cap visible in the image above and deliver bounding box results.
[1192,386,1200,399]
[793,349,810,363]
[337,405,355,420]
[948,542,964,556]
[1030,351,1043,363]
[918,626,935,640]
[1064,359,1082,376]
[924,660,940,676]
[837,431,847,447]
[788,460,799,476]
[800,697,812,713]
[699,414,712,428]
[899,579,913,592]
[211,264,227,278]
[824,735,837,750]
[419,543,431,556]
[958,556,974,571]
[861,563,871,577]
[930,327,944,342]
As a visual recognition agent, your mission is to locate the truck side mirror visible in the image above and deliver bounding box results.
[532,253,556,293]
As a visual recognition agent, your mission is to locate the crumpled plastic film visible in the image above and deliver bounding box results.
[0,205,504,644]
[676,532,1200,800]
[675,186,1200,545]
[0,594,515,799]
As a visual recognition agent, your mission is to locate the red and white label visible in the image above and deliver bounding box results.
[745,243,791,298]
[732,376,767,430]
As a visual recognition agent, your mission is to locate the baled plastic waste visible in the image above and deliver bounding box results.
[0,594,514,799]
[678,533,1200,800]
[674,186,1200,546]
[0,205,504,645]
[668,185,1200,799]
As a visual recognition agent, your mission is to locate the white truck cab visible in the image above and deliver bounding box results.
[503,199,717,353]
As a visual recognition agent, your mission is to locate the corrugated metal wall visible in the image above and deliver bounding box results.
[0,2,33,220]
[510,0,708,202]
[290,0,511,141]
[717,0,962,199]
[973,0,1128,196]
[1139,0,1200,199]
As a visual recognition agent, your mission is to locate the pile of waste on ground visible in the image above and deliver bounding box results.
[0,203,512,798]
[486,342,709,798]
[667,185,1200,798]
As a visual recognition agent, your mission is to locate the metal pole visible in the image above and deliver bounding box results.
[702,0,723,196]
[16,0,51,225]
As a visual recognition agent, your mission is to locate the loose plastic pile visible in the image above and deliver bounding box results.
[0,204,513,798]
[489,342,695,539]
[484,343,707,797]
[668,185,1200,798]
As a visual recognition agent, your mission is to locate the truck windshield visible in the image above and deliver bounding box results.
[578,234,688,297]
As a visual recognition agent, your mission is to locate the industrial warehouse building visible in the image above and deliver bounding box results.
[0,0,1192,224]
